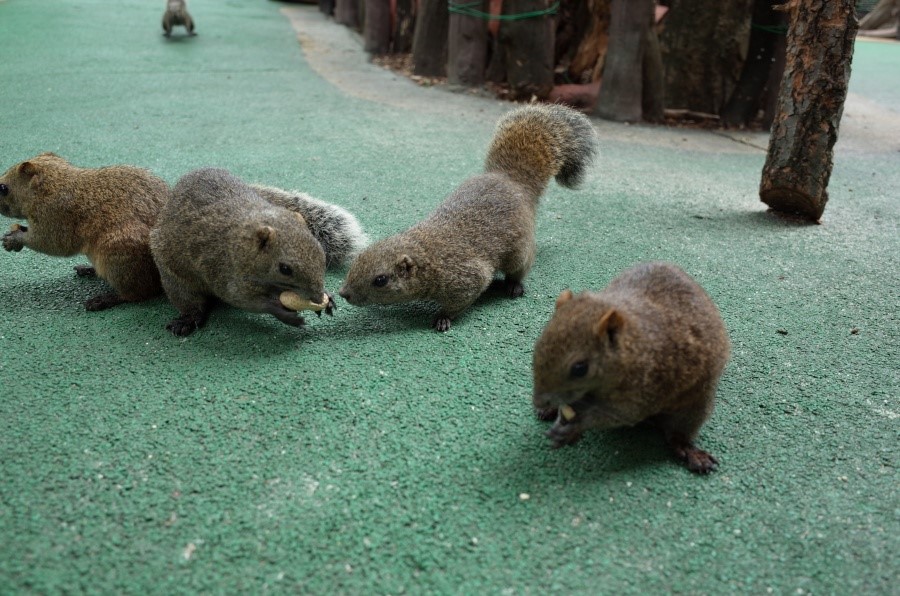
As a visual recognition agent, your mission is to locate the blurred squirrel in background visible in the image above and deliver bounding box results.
[163,0,196,37]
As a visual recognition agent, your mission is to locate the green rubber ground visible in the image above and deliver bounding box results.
[1,1,897,593]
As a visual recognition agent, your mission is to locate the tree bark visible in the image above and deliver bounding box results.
[642,22,665,122]
[497,0,556,99]
[412,0,449,76]
[595,0,653,122]
[335,0,360,29]
[659,0,753,115]
[448,1,489,86]
[393,0,416,54]
[721,0,787,128]
[364,0,391,55]
[759,0,859,221]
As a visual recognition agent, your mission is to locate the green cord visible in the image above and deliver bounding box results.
[751,22,788,35]
[448,1,560,21]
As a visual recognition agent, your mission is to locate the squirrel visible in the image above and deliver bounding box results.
[0,152,169,311]
[149,168,367,336]
[531,262,730,474]
[338,103,598,332]
[162,0,196,37]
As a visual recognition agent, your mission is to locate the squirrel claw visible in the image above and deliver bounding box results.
[322,293,336,316]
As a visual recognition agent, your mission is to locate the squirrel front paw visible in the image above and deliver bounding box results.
[2,230,25,252]
[546,418,583,448]
[316,292,336,318]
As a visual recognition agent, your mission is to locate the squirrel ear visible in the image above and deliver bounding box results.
[595,309,624,345]
[256,226,275,251]
[18,162,41,188]
[555,289,574,311]
[293,212,307,228]
[18,161,38,177]
[395,254,416,278]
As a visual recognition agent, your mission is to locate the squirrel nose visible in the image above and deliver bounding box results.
[338,288,351,301]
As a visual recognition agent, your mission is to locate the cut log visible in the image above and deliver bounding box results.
[496,0,555,99]
[335,0,360,29]
[595,0,653,121]
[659,0,753,115]
[393,0,415,53]
[721,0,788,128]
[448,1,488,86]
[412,0,449,76]
[364,0,391,55]
[759,0,859,221]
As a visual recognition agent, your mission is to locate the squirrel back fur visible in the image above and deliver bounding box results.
[150,168,350,336]
[532,261,730,473]
[339,103,598,332]
[0,152,168,310]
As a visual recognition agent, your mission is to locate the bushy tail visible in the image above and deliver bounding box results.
[251,185,369,269]
[484,103,598,201]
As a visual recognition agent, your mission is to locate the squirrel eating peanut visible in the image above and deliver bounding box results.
[532,262,730,474]
[149,168,365,336]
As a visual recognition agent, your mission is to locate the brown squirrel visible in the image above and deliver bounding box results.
[0,152,169,310]
[162,0,196,37]
[149,168,367,336]
[532,262,730,474]
[338,103,598,331]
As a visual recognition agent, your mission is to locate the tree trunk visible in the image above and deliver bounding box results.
[642,22,665,122]
[412,0,449,76]
[497,0,556,100]
[335,0,360,29]
[721,0,787,128]
[448,1,489,86]
[393,0,415,54]
[759,0,859,221]
[364,0,391,55]
[567,0,610,84]
[659,0,753,115]
[595,0,653,121]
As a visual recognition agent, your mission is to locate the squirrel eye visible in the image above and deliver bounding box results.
[372,275,388,288]
[278,263,293,276]
[0,184,8,197]
[569,361,589,379]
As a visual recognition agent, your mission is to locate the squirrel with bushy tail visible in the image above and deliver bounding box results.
[339,103,599,331]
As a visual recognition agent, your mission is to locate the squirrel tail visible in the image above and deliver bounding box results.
[251,185,369,268]
[483,103,598,201]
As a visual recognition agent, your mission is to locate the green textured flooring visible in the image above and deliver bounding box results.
[1,1,898,593]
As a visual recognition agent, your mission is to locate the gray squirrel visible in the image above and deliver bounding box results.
[149,168,367,336]
[338,104,599,332]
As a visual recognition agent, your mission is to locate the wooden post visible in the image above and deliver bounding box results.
[335,0,360,29]
[364,0,391,55]
[659,0,753,115]
[448,1,488,86]
[759,0,859,221]
[319,0,335,16]
[497,0,555,99]
[412,0,449,76]
[721,0,788,128]
[595,0,652,121]
[393,0,416,54]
